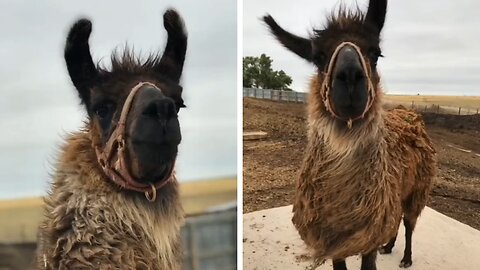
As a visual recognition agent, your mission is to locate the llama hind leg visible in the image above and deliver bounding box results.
[379,217,401,254]
[379,233,397,254]
[399,216,417,268]
[332,259,347,270]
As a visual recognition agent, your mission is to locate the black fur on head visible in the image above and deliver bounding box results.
[63,9,188,184]
[262,0,387,71]
[64,9,188,111]
[263,0,387,122]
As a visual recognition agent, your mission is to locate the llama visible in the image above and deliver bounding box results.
[263,0,436,269]
[33,9,187,269]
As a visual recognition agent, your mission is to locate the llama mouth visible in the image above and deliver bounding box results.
[133,160,175,185]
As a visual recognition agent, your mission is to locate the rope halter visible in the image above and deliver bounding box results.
[93,81,175,202]
[321,41,376,129]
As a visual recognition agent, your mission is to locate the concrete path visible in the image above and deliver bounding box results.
[244,205,480,270]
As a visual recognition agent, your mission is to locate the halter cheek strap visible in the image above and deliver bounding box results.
[93,81,175,202]
[321,41,376,128]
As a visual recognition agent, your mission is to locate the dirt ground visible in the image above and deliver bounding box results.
[243,98,480,230]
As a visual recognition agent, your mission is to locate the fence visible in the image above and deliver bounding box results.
[383,100,480,115]
[183,208,237,270]
[243,88,480,115]
[243,88,307,103]
[0,208,237,270]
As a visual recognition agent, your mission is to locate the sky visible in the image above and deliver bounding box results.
[244,0,480,96]
[0,0,237,199]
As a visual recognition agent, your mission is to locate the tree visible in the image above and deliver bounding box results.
[243,54,293,90]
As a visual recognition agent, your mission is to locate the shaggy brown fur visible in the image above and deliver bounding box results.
[263,1,437,267]
[33,125,183,269]
[32,9,187,269]
[292,75,436,262]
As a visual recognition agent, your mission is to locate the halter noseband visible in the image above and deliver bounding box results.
[321,41,376,129]
[93,81,175,202]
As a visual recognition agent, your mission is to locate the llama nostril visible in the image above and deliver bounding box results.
[354,69,364,82]
[335,68,364,84]
[335,71,348,82]
[142,103,160,118]
[142,99,177,120]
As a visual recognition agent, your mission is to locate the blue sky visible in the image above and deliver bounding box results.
[244,0,480,96]
[0,0,237,198]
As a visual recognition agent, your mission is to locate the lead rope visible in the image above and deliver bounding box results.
[321,41,376,129]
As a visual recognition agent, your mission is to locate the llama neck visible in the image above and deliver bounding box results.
[306,75,386,157]
[41,129,183,269]
[307,109,385,158]
[302,86,388,183]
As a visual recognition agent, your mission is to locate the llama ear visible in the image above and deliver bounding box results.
[365,0,387,35]
[156,9,188,84]
[262,14,312,62]
[64,18,99,106]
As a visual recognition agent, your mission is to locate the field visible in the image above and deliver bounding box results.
[385,95,480,108]
[384,95,480,114]
[0,177,236,244]
[243,97,480,230]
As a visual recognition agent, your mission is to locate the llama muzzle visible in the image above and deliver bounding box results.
[93,81,176,202]
[322,42,376,128]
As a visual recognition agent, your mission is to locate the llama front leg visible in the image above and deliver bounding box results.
[400,217,416,268]
[360,250,377,270]
[332,259,347,270]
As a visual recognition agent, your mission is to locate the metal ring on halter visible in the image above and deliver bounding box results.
[145,183,157,202]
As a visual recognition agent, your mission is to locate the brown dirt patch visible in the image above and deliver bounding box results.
[243,98,480,230]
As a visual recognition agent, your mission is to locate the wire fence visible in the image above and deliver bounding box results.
[384,100,480,115]
[243,88,480,115]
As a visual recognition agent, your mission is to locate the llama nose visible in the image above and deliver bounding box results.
[333,45,365,93]
[142,98,177,120]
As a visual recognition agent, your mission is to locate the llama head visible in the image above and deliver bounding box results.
[264,0,387,125]
[65,9,187,189]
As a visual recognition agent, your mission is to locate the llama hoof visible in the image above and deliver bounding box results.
[399,259,412,268]
[378,247,392,254]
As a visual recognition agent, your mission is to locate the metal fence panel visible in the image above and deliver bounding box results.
[243,88,308,103]
[182,209,237,270]
[244,88,479,115]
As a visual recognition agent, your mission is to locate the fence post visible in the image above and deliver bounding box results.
[458,107,461,115]
[262,89,265,99]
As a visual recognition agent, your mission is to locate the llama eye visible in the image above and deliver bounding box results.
[368,49,382,60]
[367,49,383,66]
[312,51,326,67]
[175,101,186,112]
[95,105,110,119]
